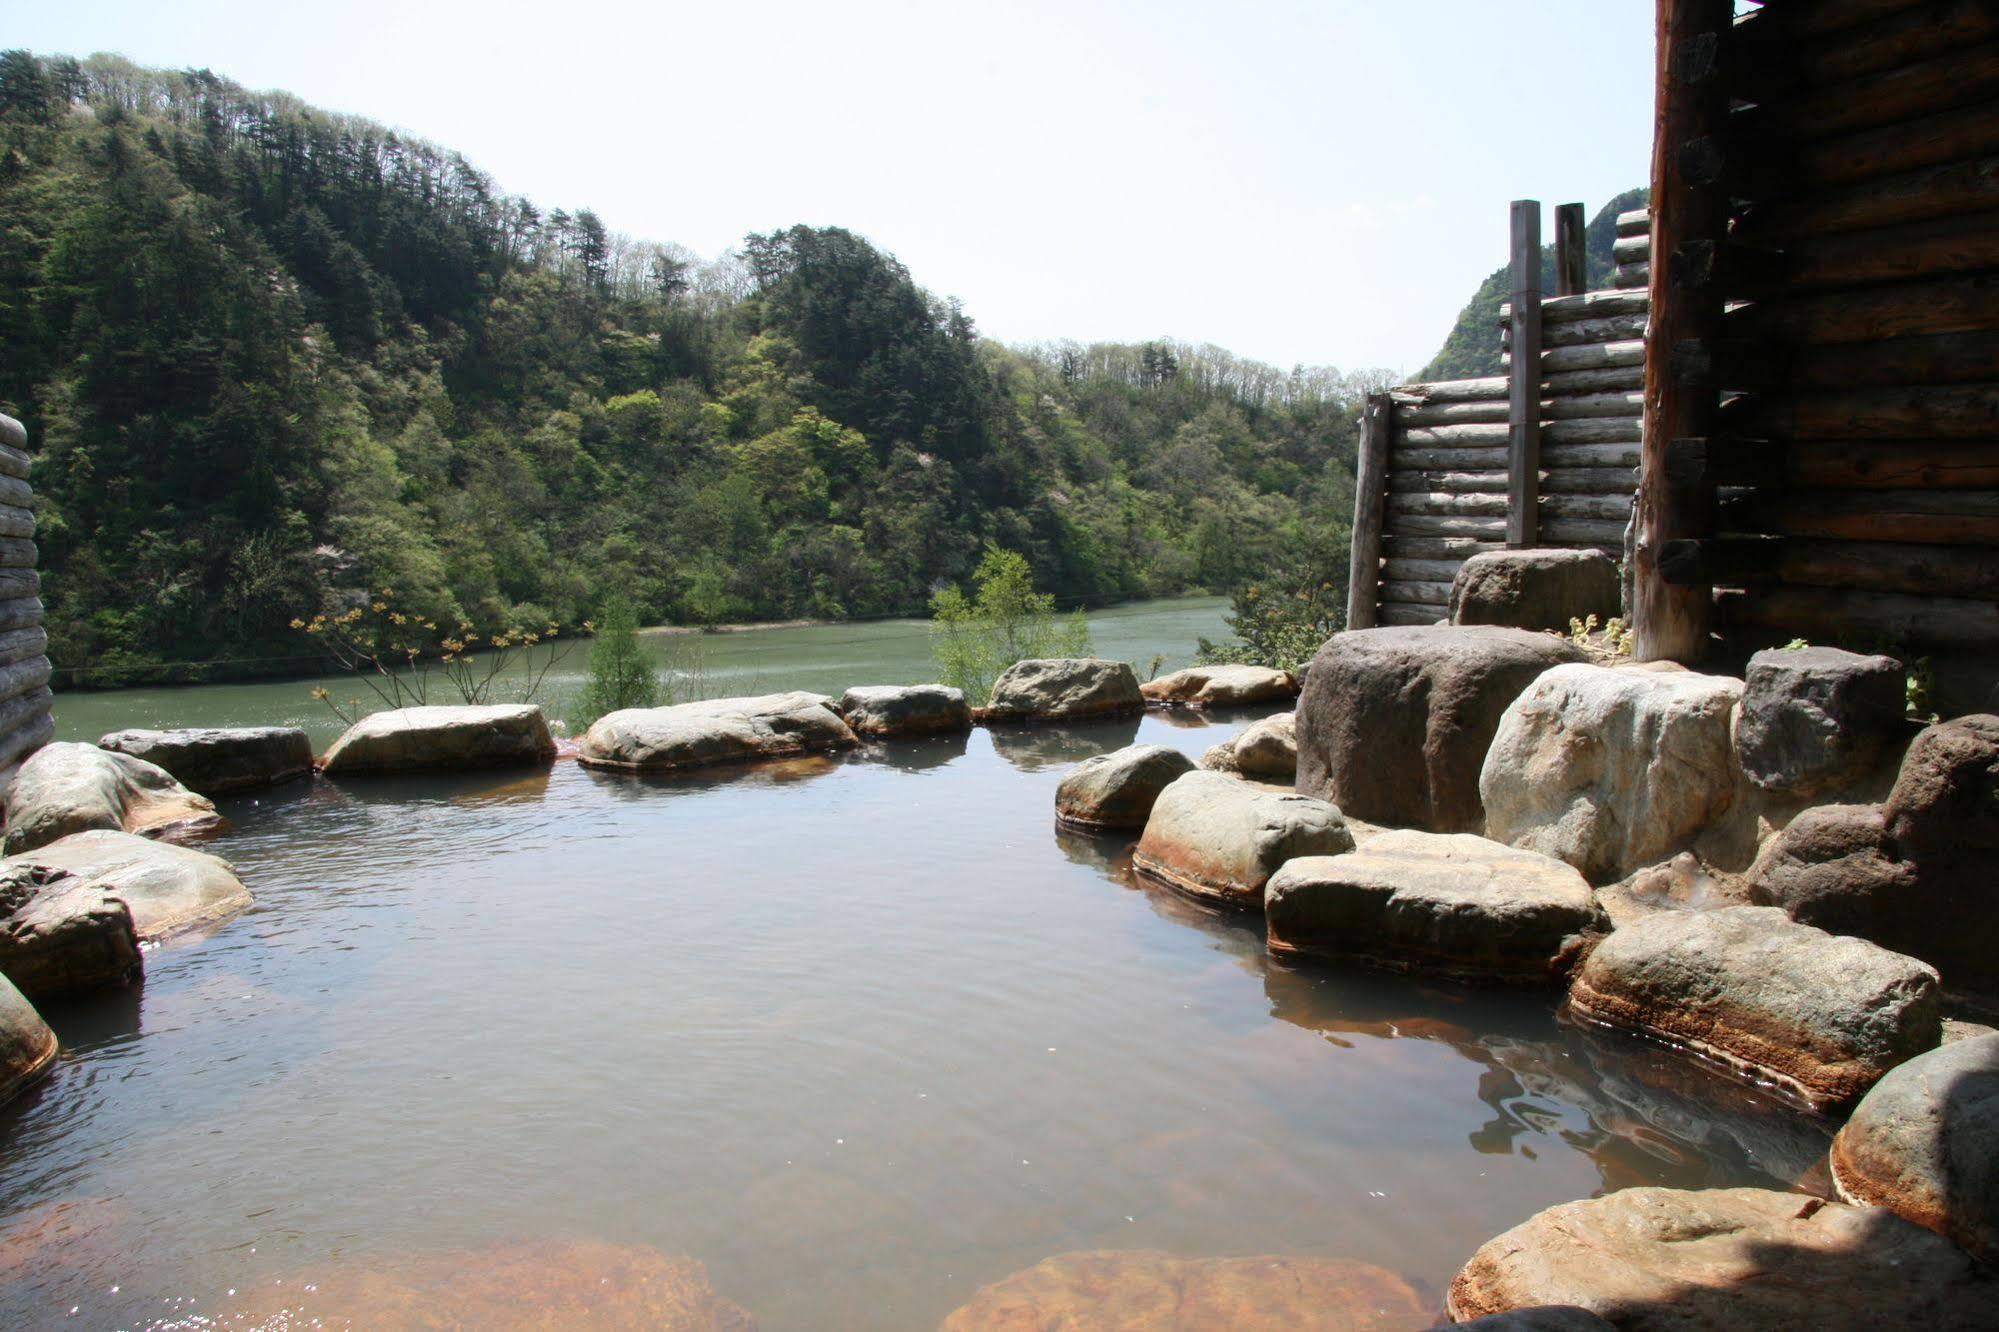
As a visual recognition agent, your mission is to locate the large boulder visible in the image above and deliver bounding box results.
[0,971,55,1106]
[9,830,252,941]
[97,726,313,796]
[0,861,141,998]
[578,692,856,773]
[1265,830,1605,985]
[1735,647,1905,798]
[1480,664,1742,884]
[1747,804,1920,942]
[1831,1033,1999,1264]
[1568,905,1940,1108]
[983,658,1143,723]
[1055,744,1197,831]
[835,684,970,737]
[3,742,224,855]
[1140,663,1295,708]
[321,704,555,776]
[1447,1187,1994,1329]
[1295,626,1584,833]
[939,1249,1427,1331]
[1133,770,1353,909]
[1202,712,1297,780]
[1879,714,1999,992]
[1449,548,1621,633]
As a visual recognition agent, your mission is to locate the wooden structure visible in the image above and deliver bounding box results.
[1633,0,1999,707]
[0,413,51,786]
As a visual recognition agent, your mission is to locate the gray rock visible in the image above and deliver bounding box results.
[1448,1187,1993,1330]
[11,829,253,941]
[1133,770,1353,910]
[1481,664,1742,884]
[0,969,55,1106]
[1569,905,1940,1108]
[1831,1033,1999,1264]
[835,684,971,738]
[1449,548,1621,633]
[1266,831,1604,985]
[1295,626,1584,834]
[1748,803,1921,940]
[1140,663,1295,708]
[97,726,314,795]
[321,704,555,776]
[578,692,856,773]
[983,658,1144,723]
[1735,647,1905,798]
[1881,714,1999,992]
[1202,712,1296,780]
[3,742,225,855]
[0,861,141,998]
[1055,744,1197,831]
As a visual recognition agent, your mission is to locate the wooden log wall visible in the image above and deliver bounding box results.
[1660,0,1999,704]
[0,413,50,791]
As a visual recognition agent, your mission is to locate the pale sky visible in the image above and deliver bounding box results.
[6,0,1654,375]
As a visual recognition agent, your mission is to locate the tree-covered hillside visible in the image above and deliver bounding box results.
[1417,189,1648,383]
[0,52,1389,686]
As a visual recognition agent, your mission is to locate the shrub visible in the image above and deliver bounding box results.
[931,546,1091,705]
[575,598,663,725]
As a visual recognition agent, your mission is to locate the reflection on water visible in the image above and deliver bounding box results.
[0,706,1832,1331]
[986,714,1141,771]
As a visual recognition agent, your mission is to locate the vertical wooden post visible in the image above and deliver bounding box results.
[1554,202,1586,296]
[1506,200,1543,547]
[1345,392,1391,630]
[1632,0,1731,662]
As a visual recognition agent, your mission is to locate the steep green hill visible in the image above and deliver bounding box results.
[0,52,1385,686]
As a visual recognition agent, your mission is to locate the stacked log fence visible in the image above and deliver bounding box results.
[0,413,51,788]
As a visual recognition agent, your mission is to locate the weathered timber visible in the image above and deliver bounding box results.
[0,476,30,509]
[1541,466,1640,495]
[1545,441,1645,468]
[1395,400,1510,427]
[0,446,27,482]
[1381,535,1505,561]
[1666,435,1787,491]
[0,687,53,740]
[1555,202,1586,297]
[1539,518,1630,547]
[1379,579,1454,608]
[0,597,42,632]
[1657,536,1783,588]
[1779,102,1999,190]
[1803,0,1999,87]
[1779,41,1999,140]
[1502,290,1651,326]
[1720,384,1999,441]
[1742,156,1999,243]
[0,570,40,602]
[1775,538,1999,600]
[1725,275,1999,347]
[1381,557,1472,584]
[1544,365,1647,394]
[1541,493,1637,523]
[0,539,35,570]
[1396,423,1512,449]
[0,627,47,669]
[1719,330,1999,391]
[0,657,51,710]
[1615,262,1650,289]
[0,508,33,540]
[1784,209,1999,291]
[0,711,53,774]
[1377,603,1442,627]
[1545,417,1644,445]
[1386,470,1510,495]
[1391,446,1510,471]
[1544,392,1646,421]
[1544,313,1650,348]
[1616,208,1650,237]
[1346,393,1391,631]
[1727,584,1999,651]
[1388,377,1509,404]
[1387,492,1509,519]
[1544,340,1646,372]
[1758,488,1999,545]
[1508,200,1543,547]
[1384,513,1509,538]
[1787,439,1999,489]
[1612,234,1651,266]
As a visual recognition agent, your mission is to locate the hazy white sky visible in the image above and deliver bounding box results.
[7,0,1654,375]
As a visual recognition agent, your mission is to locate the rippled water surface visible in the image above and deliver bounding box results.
[4,705,1833,1327]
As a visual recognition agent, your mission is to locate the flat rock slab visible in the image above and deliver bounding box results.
[579,692,856,773]
[1481,664,1743,884]
[1265,830,1604,985]
[1056,744,1197,831]
[1133,770,1352,909]
[1202,712,1296,780]
[1448,1186,1994,1330]
[97,725,313,795]
[1735,647,1905,799]
[0,970,55,1106]
[3,741,225,855]
[1832,1033,1999,1264]
[0,862,141,998]
[836,684,970,737]
[1449,548,1620,633]
[1296,626,1584,834]
[321,704,555,776]
[939,1249,1427,1331]
[1569,905,1940,1109]
[1141,664,1295,708]
[10,829,252,942]
[983,658,1143,723]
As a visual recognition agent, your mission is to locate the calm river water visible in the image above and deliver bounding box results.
[1,599,1829,1329]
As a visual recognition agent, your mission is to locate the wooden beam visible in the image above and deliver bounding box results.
[1724,274,1999,347]
[1555,202,1586,297]
[1507,200,1543,547]
[1388,377,1509,404]
[1346,392,1391,630]
[1719,383,1999,441]
[1775,538,1999,600]
[1726,584,1999,652]
[1633,0,1731,663]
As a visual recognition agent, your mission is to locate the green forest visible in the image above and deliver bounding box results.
[0,52,1396,688]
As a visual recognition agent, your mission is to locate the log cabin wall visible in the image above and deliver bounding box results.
[0,413,52,790]
[1646,0,1999,710]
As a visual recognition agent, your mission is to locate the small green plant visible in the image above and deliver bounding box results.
[575,597,665,726]
[1565,615,1634,660]
[1906,657,1938,723]
[1780,637,1811,651]
[930,545,1091,706]
[1196,558,1345,674]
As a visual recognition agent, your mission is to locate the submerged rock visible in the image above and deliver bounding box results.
[1831,1033,1999,1264]
[1568,905,1939,1108]
[1735,647,1905,799]
[1055,744,1197,831]
[1265,830,1603,985]
[1481,664,1742,884]
[1202,712,1297,780]
[939,1249,1427,1331]
[835,684,971,737]
[1295,626,1584,833]
[8,829,252,942]
[982,658,1144,723]
[1449,548,1620,634]
[97,725,313,795]
[1132,770,1352,909]
[0,969,55,1106]
[2,742,225,855]
[321,704,556,776]
[1448,1187,1993,1329]
[0,861,141,998]
[1140,664,1295,708]
[578,692,856,773]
